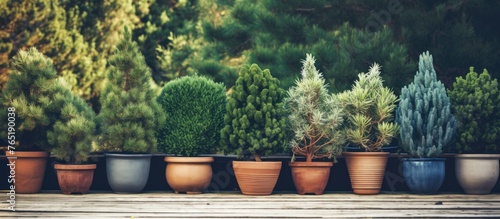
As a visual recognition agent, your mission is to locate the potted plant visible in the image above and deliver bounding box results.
[396,51,456,194]
[0,48,59,193]
[157,75,226,194]
[337,63,399,195]
[48,79,97,194]
[97,27,166,193]
[220,63,287,195]
[448,67,500,194]
[285,54,345,195]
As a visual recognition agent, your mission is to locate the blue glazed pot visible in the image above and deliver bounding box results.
[402,158,445,194]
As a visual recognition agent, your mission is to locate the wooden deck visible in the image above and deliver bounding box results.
[1,191,500,218]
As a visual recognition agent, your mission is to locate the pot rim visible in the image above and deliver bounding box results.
[288,161,333,167]
[164,156,214,163]
[6,151,49,158]
[104,153,152,158]
[403,158,446,161]
[342,152,390,156]
[232,160,282,169]
[455,154,500,159]
[54,164,97,170]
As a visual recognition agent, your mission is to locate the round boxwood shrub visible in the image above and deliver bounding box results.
[157,75,226,156]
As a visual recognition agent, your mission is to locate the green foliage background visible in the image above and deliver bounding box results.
[3,1,500,99]
[2,0,500,149]
[157,75,226,156]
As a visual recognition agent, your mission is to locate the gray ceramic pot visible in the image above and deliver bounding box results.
[105,153,152,193]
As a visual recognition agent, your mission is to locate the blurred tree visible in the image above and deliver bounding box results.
[190,0,416,92]
[134,0,203,84]
[0,0,149,110]
[395,0,500,87]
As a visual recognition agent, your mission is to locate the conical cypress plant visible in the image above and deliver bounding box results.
[448,67,500,154]
[396,51,456,157]
[97,27,165,153]
[220,63,287,161]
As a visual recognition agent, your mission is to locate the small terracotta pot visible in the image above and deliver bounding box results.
[343,152,389,195]
[165,157,214,194]
[289,161,333,195]
[54,164,96,194]
[6,151,49,194]
[455,154,500,194]
[233,161,281,195]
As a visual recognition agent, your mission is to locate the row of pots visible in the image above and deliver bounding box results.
[6,152,500,195]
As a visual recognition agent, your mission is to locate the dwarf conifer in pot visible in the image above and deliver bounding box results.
[0,47,61,193]
[97,27,166,193]
[48,79,97,194]
[448,67,500,194]
[396,51,456,194]
[157,75,226,193]
[285,54,345,195]
[336,63,399,195]
[220,63,286,195]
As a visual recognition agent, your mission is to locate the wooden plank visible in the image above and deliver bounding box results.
[1,192,499,218]
[2,210,500,218]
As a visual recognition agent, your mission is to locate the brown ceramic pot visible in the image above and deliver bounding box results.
[165,157,214,194]
[6,151,49,194]
[232,161,281,195]
[289,161,333,195]
[343,152,389,195]
[54,164,96,194]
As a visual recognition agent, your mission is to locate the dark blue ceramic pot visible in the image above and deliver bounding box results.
[402,158,445,194]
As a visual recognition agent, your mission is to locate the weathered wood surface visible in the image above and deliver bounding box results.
[1,191,499,218]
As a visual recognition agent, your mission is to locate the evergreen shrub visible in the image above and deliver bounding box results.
[396,51,456,157]
[220,63,286,161]
[157,75,226,156]
[448,67,500,153]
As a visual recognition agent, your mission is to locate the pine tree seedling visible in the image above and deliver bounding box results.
[285,54,345,162]
[1,47,63,151]
[97,27,166,153]
[48,78,96,164]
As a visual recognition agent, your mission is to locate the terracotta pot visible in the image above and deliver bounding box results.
[165,157,214,194]
[455,154,500,194]
[6,151,49,194]
[54,164,96,194]
[343,152,389,195]
[232,161,281,195]
[289,161,333,195]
